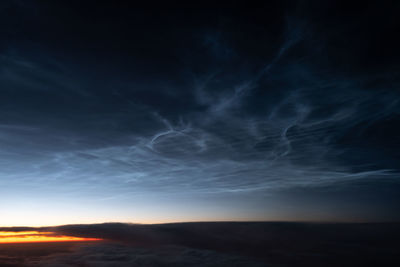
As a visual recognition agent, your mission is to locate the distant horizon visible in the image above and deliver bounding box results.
[3,219,400,229]
[1,218,400,265]
[2,221,400,246]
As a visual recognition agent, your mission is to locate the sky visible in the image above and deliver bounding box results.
[0,1,399,226]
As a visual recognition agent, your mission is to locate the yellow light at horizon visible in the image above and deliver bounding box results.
[0,231,101,243]
[0,231,51,236]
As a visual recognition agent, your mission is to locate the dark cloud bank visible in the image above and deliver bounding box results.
[1,222,400,266]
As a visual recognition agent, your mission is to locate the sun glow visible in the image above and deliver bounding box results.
[0,231,101,243]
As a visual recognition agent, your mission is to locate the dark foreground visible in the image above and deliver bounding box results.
[1,222,399,266]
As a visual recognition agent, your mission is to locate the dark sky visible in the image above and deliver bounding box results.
[1,0,399,225]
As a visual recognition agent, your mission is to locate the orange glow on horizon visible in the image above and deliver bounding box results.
[0,231,101,243]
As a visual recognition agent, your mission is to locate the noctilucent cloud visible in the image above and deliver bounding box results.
[1,1,399,226]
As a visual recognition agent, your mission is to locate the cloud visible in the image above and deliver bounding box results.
[29,244,266,267]
[0,2,399,222]
[2,222,400,266]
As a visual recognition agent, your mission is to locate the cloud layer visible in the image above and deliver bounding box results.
[1,222,400,266]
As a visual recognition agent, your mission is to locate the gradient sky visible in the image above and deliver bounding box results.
[1,1,400,226]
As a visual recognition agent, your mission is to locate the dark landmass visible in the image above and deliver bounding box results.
[1,222,399,266]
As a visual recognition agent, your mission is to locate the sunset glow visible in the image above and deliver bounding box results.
[0,231,101,243]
